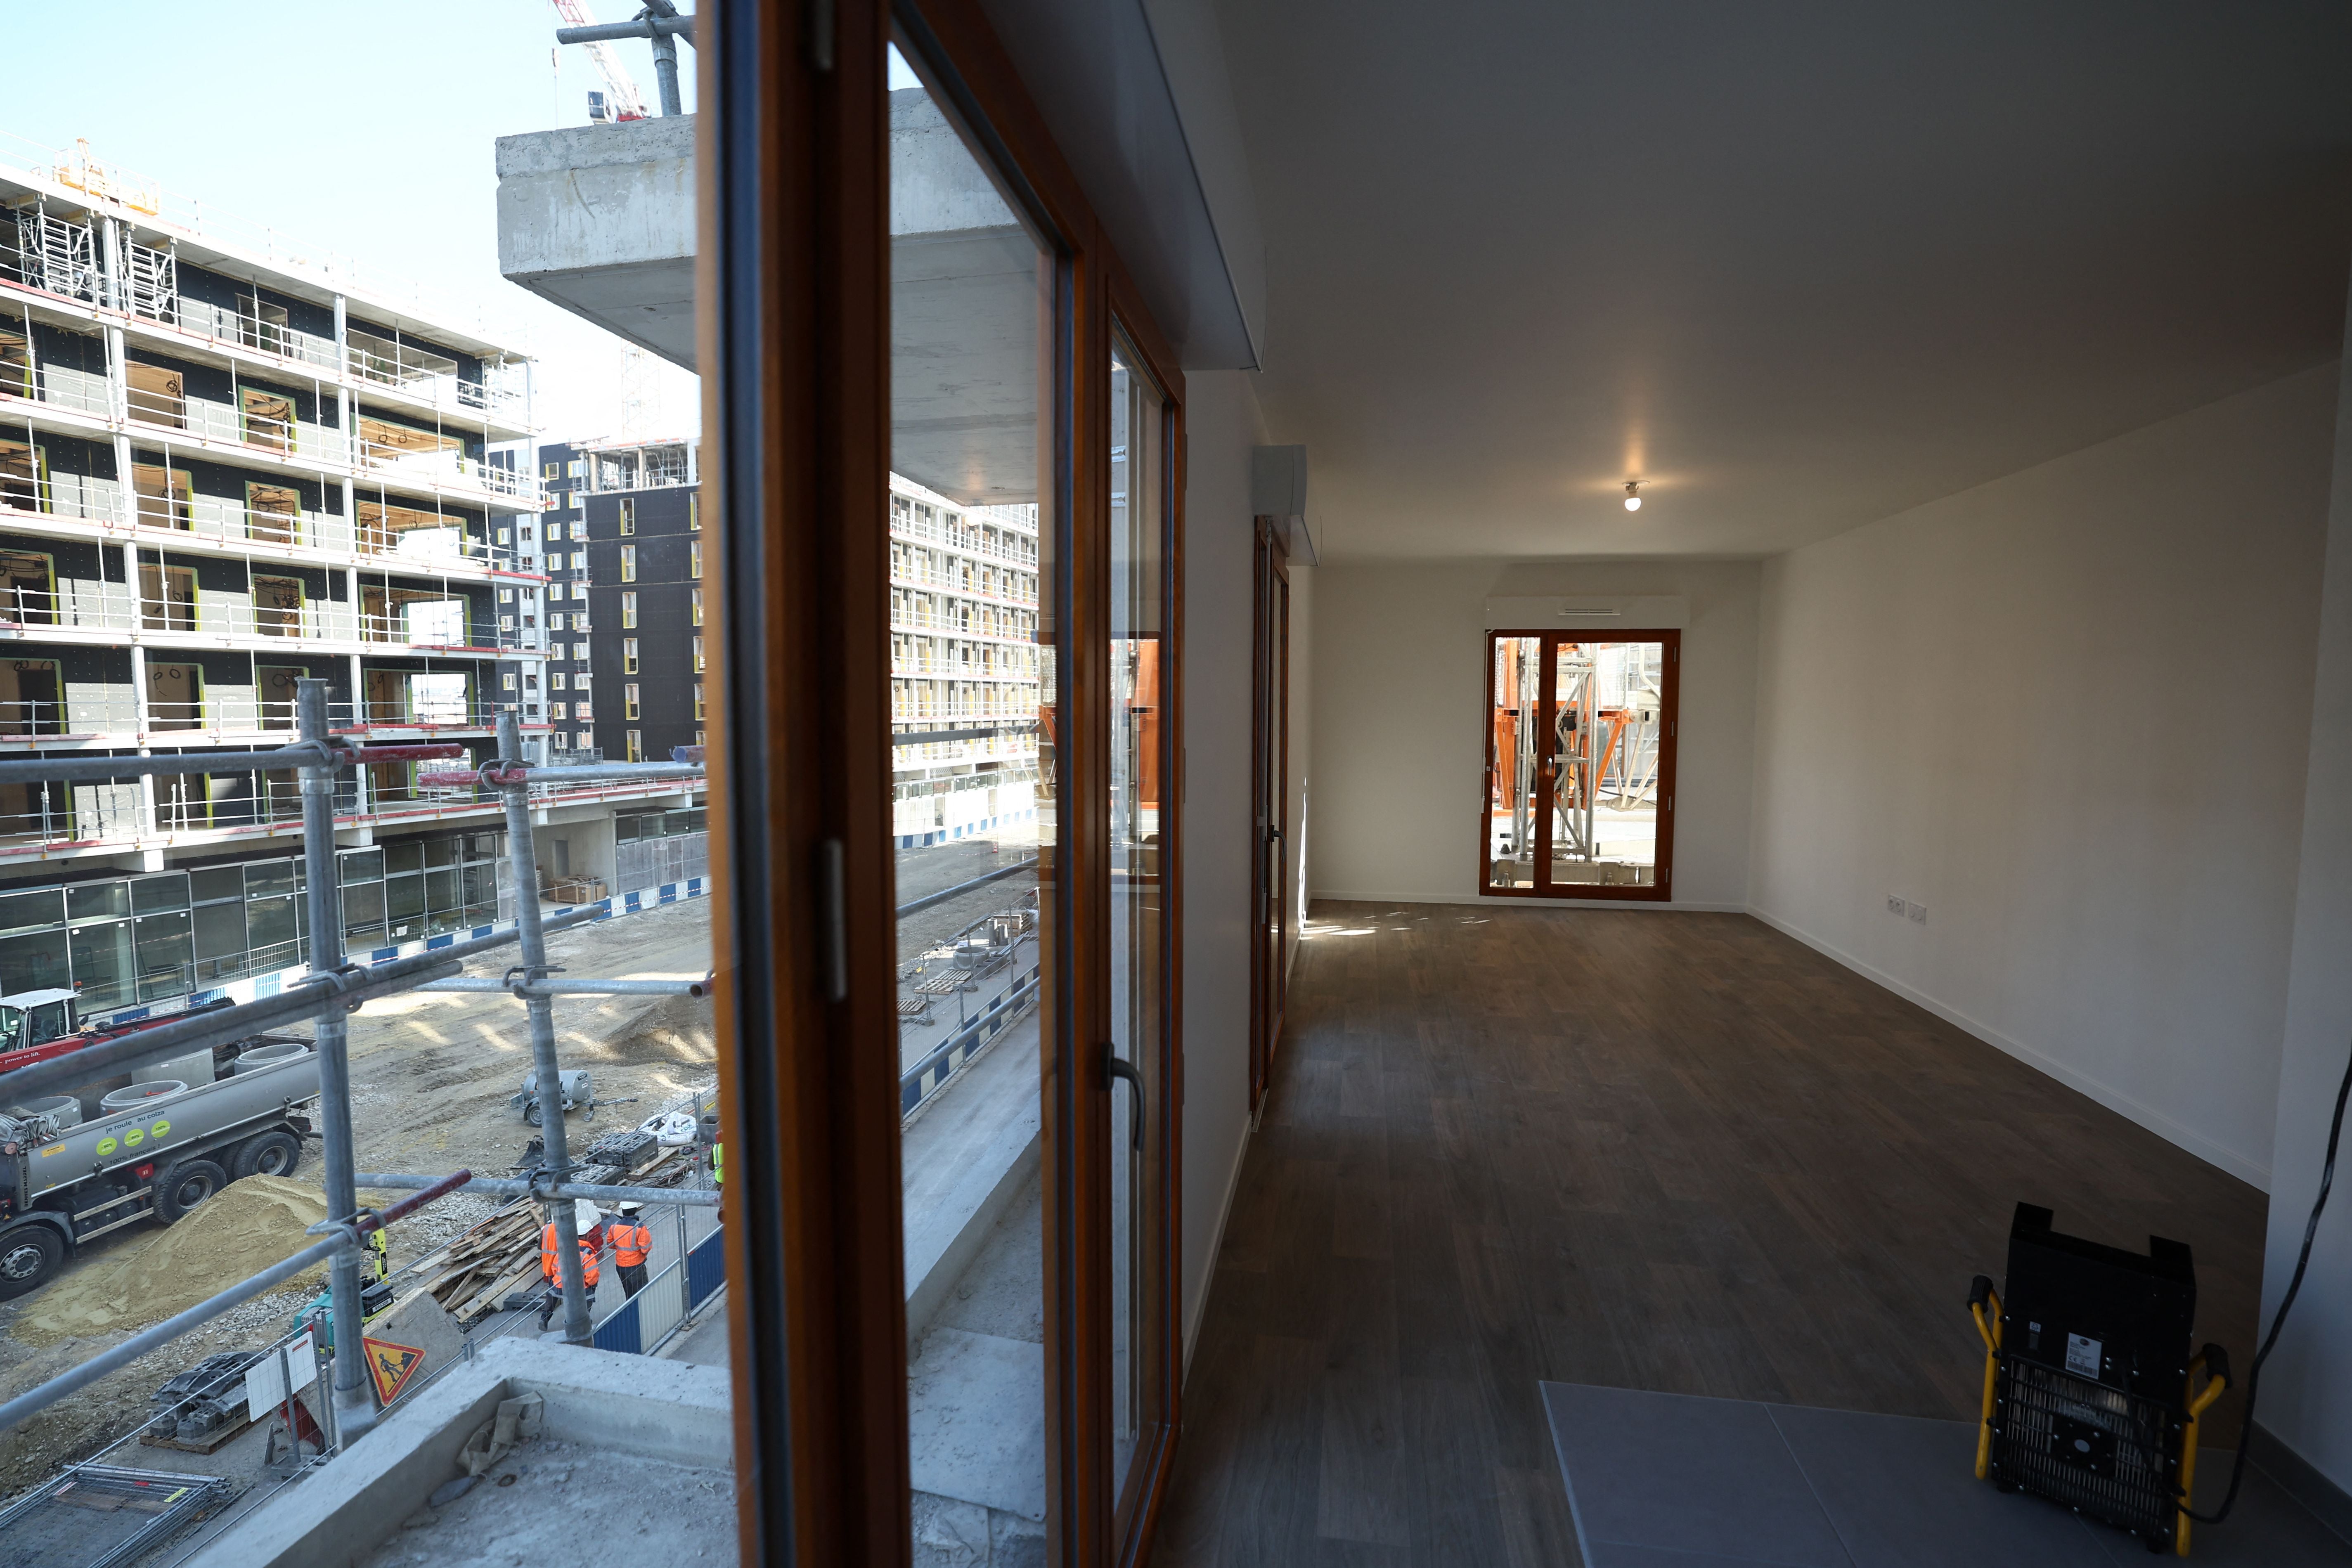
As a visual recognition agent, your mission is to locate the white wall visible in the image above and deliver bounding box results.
[1749,366,2337,1188]
[1178,369,1271,1369]
[1308,558,1760,908]
[2258,327,2352,1495]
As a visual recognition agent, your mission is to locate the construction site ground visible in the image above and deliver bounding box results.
[0,893,717,1503]
[0,832,1034,1524]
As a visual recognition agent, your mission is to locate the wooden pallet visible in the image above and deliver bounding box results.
[139,1404,258,1454]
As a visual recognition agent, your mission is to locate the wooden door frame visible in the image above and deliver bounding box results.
[698,2,1189,1565]
[1100,298,1186,1562]
[1477,627,1682,904]
[1248,517,1289,1112]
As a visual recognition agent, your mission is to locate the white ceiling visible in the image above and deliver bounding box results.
[1212,2,2352,558]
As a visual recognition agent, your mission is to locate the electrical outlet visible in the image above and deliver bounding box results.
[1908,902,1928,925]
[1886,895,1906,916]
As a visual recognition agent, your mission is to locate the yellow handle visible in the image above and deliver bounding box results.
[2177,1350,2229,1557]
[1971,1292,2002,1481]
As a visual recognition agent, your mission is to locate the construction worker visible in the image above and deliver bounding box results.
[609,1202,654,1299]
[536,1206,603,1330]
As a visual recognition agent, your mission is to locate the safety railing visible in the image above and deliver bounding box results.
[1,357,111,417]
[577,449,697,494]
[884,566,1035,611]
[889,511,1041,568]
[0,584,529,653]
[889,602,1036,637]
[3,478,511,572]
[356,433,537,503]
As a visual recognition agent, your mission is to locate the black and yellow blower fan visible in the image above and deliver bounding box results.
[1968,1205,2228,1554]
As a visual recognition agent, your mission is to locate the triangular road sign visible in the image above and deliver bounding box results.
[362,1336,426,1405]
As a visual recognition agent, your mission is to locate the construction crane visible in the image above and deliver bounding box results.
[553,2,693,120]
[551,0,650,123]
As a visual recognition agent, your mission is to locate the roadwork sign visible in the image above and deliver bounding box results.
[363,1336,425,1405]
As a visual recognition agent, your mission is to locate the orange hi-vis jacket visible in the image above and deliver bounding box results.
[541,1223,601,1289]
[610,1219,653,1269]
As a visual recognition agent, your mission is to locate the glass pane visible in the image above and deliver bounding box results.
[0,887,64,935]
[0,927,72,996]
[891,42,1052,1555]
[1487,636,1543,888]
[189,866,245,904]
[67,920,135,1010]
[1107,336,1167,1499]
[1549,639,1665,888]
[192,900,247,961]
[130,872,189,913]
[133,910,194,1001]
[244,859,297,898]
[341,880,386,941]
[66,880,131,923]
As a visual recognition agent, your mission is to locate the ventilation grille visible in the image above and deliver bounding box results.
[1990,1356,2182,1548]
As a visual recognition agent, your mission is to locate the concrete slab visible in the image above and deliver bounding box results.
[495,118,696,369]
[902,1010,1039,1343]
[907,1327,1045,1523]
[357,1434,733,1568]
[183,1338,731,1568]
[494,93,1044,509]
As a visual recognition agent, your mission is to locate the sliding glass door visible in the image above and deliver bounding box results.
[1106,335,1174,1527]
[715,4,1190,1560]
[1482,629,1680,901]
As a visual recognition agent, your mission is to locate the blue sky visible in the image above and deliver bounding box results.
[1,2,702,445]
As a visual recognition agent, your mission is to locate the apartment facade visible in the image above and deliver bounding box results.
[0,144,689,1014]
[534,436,703,765]
[887,476,1041,848]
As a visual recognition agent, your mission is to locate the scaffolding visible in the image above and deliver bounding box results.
[0,683,710,1449]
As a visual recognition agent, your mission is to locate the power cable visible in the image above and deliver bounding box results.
[2182,1028,2352,1525]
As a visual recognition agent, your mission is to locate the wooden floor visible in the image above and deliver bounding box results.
[1151,901,2270,1568]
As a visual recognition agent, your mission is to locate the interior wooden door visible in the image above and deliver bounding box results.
[1249,517,1289,1109]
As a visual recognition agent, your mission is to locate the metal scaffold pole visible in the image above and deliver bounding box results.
[497,709,592,1343]
[297,679,374,1440]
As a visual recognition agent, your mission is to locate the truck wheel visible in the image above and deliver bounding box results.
[0,1225,62,1300]
[155,1159,228,1223]
[231,1131,303,1181]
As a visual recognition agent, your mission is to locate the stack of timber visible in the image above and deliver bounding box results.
[404,1144,703,1324]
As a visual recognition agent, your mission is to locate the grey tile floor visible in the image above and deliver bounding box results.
[1542,1383,2352,1568]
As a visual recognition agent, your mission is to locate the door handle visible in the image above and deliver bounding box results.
[1103,1044,1144,1151]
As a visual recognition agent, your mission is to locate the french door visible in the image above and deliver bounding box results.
[1249,519,1289,1109]
[1481,629,1680,901]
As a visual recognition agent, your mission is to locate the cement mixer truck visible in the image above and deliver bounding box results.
[0,1016,321,1299]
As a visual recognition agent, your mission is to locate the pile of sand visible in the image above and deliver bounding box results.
[14,1175,328,1346]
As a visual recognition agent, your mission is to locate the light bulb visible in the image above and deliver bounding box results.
[1623,481,1643,512]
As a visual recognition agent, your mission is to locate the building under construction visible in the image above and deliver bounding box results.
[0,139,696,1013]
[888,473,1041,848]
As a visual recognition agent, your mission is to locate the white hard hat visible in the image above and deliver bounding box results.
[575,1199,602,1230]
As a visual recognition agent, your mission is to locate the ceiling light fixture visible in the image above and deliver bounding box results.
[1623,481,1643,512]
